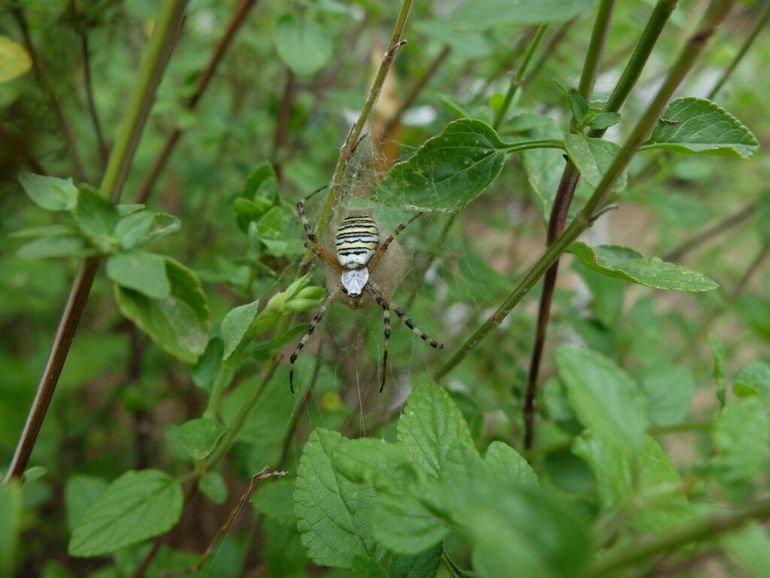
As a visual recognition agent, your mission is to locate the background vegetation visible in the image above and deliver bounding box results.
[2,0,770,576]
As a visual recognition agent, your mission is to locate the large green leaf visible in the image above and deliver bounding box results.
[373,119,509,213]
[294,429,379,569]
[569,242,718,292]
[69,469,183,557]
[332,438,422,493]
[372,492,449,555]
[389,545,443,578]
[642,98,759,158]
[64,475,109,532]
[451,0,595,30]
[0,481,23,578]
[272,14,333,76]
[555,345,648,452]
[397,381,475,477]
[711,397,769,484]
[564,134,627,193]
[484,441,538,486]
[107,252,170,299]
[18,173,78,211]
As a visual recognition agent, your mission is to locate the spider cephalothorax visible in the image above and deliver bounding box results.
[289,188,444,393]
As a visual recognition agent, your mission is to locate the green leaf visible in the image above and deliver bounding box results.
[587,111,621,131]
[0,35,32,82]
[177,417,224,460]
[734,362,770,399]
[64,475,109,532]
[255,206,284,240]
[252,478,295,526]
[273,14,333,76]
[373,119,508,213]
[0,481,23,578]
[723,523,770,578]
[17,236,90,259]
[115,210,180,250]
[569,242,718,292]
[642,97,759,158]
[242,161,277,200]
[451,0,595,30]
[221,299,260,363]
[372,492,449,555]
[518,114,566,218]
[565,87,588,125]
[332,438,421,493]
[22,466,47,483]
[198,471,227,505]
[114,259,209,363]
[711,397,769,484]
[106,252,170,299]
[389,545,443,578]
[564,134,627,192]
[69,469,183,557]
[18,173,78,211]
[72,186,119,250]
[642,365,695,426]
[555,345,648,452]
[191,338,224,391]
[294,429,379,569]
[397,381,475,477]
[709,333,727,406]
[484,441,538,486]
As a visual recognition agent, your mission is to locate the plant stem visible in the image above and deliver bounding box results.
[315,0,413,235]
[3,0,188,483]
[522,0,618,449]
[135,0,257,205]
[708,1,770,98]
[272,67,297,182]
[588,497,770,577]
[203,365,235,420]
[433,0,735,384]
[492,24,549,129]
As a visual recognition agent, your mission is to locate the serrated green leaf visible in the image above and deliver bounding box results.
[69,469,183,557]
[198,471,227,505]
[64,475,109,532]
[734,362,770,399]
[294,429,379,568]
[114,259,209,363]
[107,252,170,299]
[712,397,769,484]
[564,134,627,192]
[72,186,119,250]
[556,345,648,452]
[373,119,508,213]
[0,35,32,82]
[17,236,90,259]
[273,14,333,76]
[569,242,718,292]
[484,441,538,486]
[0,481,23,578]
[451,0,595,30]
[177,417,224,460]
[252,478,295,526]
[18,173,78,211]
[397,381,475,477]
[642,97,759,158]
[642,365,695,426]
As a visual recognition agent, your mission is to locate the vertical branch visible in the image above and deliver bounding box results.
[523,0,679,450]
[134,0,258,204]
[3,0,189,483]
[272,68,297,181]
[434,0,735,384]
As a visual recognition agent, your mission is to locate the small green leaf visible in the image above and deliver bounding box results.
[556,345,648,452]
[69,469,183,557]
[712,397,769,485]
[252,478,295,526]
[115,210,180,250]
[723,523,770,578]
[18,173,78,211]
[484,441,538,486]
[177,417,224,460]
[734,362,770,399]
[709,333,727,406]
[10,224,76,239]
[273,14,333,76]
[373,119,508,213]
[564,134,627,192]
[451,0,595,30]
[0,35,32,82]
[64,475,109,532]
[569,242,718,292]
[198,471,227,505]
[642,365,695,427]
[22,466,47,483]
[221,299,260,363]
[255,206,284,240]
[642,97,759,158]
[565,88,588,125]
[588,111,621,131]
[107,252,171,299]
[191,338,224,391]
[397,381,475,477]
[0,481,23,578]
[242,161,278,200]
[72,186,119,250]
[294,429,378,569]
[17,236,89,259]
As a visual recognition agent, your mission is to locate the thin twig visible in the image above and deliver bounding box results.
[3,0,189,483]
[134,0,258,204]
[522,0,678,449]
[272,67,297,182]
[434,0,735,384]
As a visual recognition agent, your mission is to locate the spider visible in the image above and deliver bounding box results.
[289,186,444,393]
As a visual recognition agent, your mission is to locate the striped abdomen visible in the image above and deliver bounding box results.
[335,215,380,268]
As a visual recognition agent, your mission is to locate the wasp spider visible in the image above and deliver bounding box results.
[289,187,444,392]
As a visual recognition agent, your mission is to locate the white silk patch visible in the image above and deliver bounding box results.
[340,268,369,297]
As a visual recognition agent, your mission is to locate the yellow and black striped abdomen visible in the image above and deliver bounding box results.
[335,215,380,268]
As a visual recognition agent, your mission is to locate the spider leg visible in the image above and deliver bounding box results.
[367,283,444,352]
[368,212,424,272]
[297,187,343,272]
[289,288,340,393]
[379,302,392,392]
